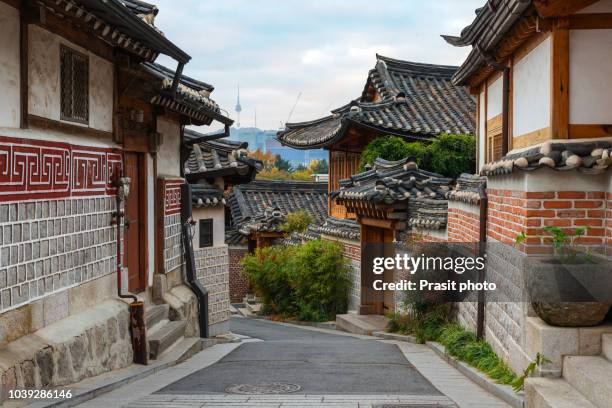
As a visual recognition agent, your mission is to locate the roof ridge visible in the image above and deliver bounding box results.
[376,54,459,73]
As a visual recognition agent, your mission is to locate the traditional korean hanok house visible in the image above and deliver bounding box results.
[331,158,453,315]
[225,180,328,303]
[444,0,612,402]
[182,129,260,335]
[276,55,475,314]
[0,0,232,397]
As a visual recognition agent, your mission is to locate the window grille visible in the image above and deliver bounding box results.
[199,219,213,248]
[60,45,89,124]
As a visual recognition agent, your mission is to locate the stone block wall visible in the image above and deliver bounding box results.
[195,245,230,331]
[0,299,132,403]
[327,238,361,313]
[0,197,117,313]
[446,200,482,334]
[229,246,249,303]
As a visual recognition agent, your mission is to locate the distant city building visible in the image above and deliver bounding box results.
[229,127,327,168]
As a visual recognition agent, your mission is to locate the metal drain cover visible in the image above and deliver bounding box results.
[225,382,302,395]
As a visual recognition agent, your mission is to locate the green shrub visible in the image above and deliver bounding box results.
[281,210,314,234]
[437,324,517,385]
[413,304,451,343]
[359,137,430,171]
[359,134,476,178]
[240,240,349,321]
[241,246,297,316]
[289,240,350,321]
[386,312,414,334]
[427,134,476,178]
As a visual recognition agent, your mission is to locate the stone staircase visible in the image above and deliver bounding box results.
[145,304,187,360]
[526,333,612,407]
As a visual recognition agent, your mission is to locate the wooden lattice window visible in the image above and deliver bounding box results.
[60,45,89,124]
[199,219,213,248]
[486,115,503,162]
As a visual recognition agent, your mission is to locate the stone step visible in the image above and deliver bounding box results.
[525,377,597,408]
[148,320,187,360]
[145,304,169,329]
[563,355,612,408]
[335,313,388,335]
[246,301,261,314]
[602,334,612,362]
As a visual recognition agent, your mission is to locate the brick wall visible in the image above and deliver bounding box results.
[607,192,612,247]
[447,208,481,242]
[194,246,229,327]
[229,246,249,303]
[487,189,608,254]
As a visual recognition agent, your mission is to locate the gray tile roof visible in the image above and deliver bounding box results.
[191,182,225,208]
[442,0,533,85]
[184,129,262,183]
[227,180,328,236]
[480,140,612,177]
[43,0,190,63]
[142,62,233,126]
[446,173,487,205]
[332,158,453,230]
[282,216,361,246]
[277,55,475,149]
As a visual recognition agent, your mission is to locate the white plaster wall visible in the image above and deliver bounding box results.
[0,3,20,128]
[192,206,226,248]
[28,25,113,132]
[486,76,503,119]
[577,0,612,13]
[512,36,551,137]
[89,54,114,132]
[569,29,612,124]
[487,167,610,193]
[156,117,181,177]
[147,154,155,287]
[29,25,59,122]
[478,90,486,168]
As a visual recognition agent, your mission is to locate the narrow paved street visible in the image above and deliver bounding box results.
[82,317,510,407]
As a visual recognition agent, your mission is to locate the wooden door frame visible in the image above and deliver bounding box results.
[124,151,149,293]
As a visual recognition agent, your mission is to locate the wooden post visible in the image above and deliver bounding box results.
[551,18,569,139]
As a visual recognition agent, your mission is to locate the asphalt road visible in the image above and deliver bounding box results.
[157,316,442,395]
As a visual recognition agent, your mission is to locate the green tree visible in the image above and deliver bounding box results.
[359,136,430,171]
[359,134,476,178]
[427,134,476,178]
[310,159,329,174]
[274,155,293,172]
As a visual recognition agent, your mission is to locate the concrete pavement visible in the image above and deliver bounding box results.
[80,316,510,407]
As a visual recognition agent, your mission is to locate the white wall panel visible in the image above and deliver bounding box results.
[512,37,551,137]
[0,3,21,128]
[569,29,612,124]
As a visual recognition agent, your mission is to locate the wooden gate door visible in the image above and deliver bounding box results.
[360,225,395,315]
[124,152,146,292]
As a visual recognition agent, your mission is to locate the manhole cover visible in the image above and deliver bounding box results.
[225,382,302,395]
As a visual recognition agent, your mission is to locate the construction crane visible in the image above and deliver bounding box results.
[286,92,302,124]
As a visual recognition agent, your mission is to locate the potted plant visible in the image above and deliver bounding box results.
[520,226,612,327]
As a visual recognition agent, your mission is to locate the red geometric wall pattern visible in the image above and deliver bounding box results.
[162,179,184,216]
[0,135,121,202]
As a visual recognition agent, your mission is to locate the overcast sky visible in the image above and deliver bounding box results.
[152,0,482,131]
